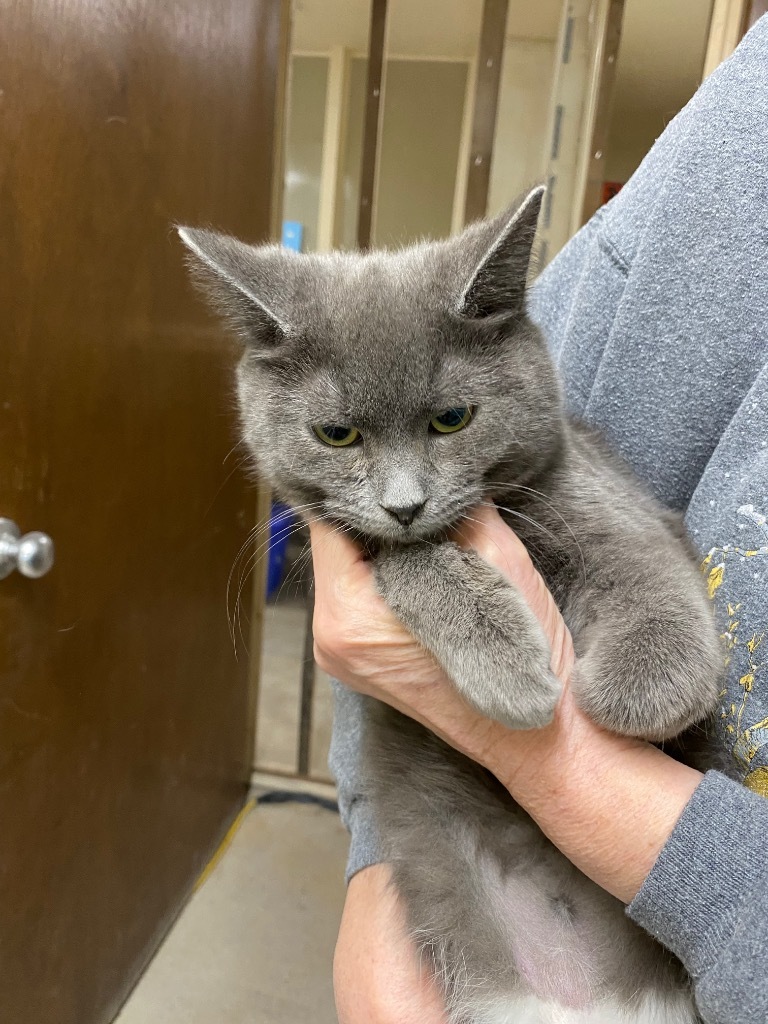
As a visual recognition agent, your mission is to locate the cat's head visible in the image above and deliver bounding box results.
[178,187,563,543]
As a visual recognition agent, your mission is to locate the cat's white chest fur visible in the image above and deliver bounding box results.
[477,991,697,1024]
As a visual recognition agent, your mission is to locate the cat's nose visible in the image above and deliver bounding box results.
[381,501,426,527]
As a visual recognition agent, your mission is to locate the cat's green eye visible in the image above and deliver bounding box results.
[430,406,474,434]
[312,424,361,447]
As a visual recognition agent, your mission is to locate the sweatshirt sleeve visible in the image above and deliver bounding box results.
[327,680,383,880]
[628,771,768,1023]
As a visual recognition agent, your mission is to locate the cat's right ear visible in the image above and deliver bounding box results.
[177,227,293,349]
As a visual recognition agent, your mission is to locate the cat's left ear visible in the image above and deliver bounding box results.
[457,185,544,320]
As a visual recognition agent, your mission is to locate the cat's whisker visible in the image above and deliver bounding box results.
[226,502,325,654]
[243,517,360,652]
[228,509,308,604]
[455,510,542,571]
[221,439,247,465]
[273,537,314,605]
[232,509,356,654]
[454,503,546,571]
[227,523,265,655]
[202,449,254,523]
[479,500,560,547]
[232,517,313,649]
[487,482,588,585]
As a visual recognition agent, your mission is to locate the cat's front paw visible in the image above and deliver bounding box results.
[373,541,562,731]
[574,615,722,741]
[457,645,563,730]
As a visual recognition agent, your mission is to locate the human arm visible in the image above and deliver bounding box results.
[315,506,699,907]
[334,862,449,1024]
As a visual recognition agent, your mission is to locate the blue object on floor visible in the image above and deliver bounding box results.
[266,502,295,599]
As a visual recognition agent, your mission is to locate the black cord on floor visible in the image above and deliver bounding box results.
[256,789,339,814]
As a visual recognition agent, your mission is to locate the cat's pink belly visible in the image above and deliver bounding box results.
[473,993,697,1024]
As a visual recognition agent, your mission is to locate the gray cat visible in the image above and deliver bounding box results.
[179,187,722,1024]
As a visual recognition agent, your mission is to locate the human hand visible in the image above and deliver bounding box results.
[310,503,574,767]
[334,863,448,1024]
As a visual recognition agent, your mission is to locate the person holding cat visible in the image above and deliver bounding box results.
[319,17,768,1024]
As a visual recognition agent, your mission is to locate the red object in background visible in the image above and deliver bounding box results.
[602,181,624,204]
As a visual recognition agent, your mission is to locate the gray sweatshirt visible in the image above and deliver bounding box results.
[329,17,768,1024]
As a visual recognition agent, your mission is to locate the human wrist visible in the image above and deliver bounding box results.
[483,704,703,904]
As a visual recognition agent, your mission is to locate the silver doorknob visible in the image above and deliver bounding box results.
[0,518,55,580]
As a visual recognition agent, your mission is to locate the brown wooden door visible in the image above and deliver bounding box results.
[0,3,283,1022]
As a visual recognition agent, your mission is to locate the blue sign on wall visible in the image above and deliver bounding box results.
[281,220,303,252]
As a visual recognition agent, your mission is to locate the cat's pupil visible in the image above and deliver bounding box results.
[325,425,351,441]
[438,407,467,427]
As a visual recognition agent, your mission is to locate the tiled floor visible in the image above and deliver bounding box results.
[116,798,348,1024]
[117,565,346,1023]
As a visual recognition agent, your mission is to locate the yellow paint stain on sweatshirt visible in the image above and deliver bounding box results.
[744,767,768,798]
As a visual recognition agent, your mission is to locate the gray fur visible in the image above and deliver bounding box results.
[374,542,562,729]
[179,186,720,1023]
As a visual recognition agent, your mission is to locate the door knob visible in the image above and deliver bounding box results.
[0,518,55,580]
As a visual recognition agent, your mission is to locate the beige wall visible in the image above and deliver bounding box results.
[292,0,562,54]
[339,57,367,250]
[488,39,556,218]
[285,0,715,254]
[373,59,468,247]
[283,56,329,251]
[604,0,713,183]
[288,0,563,247]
